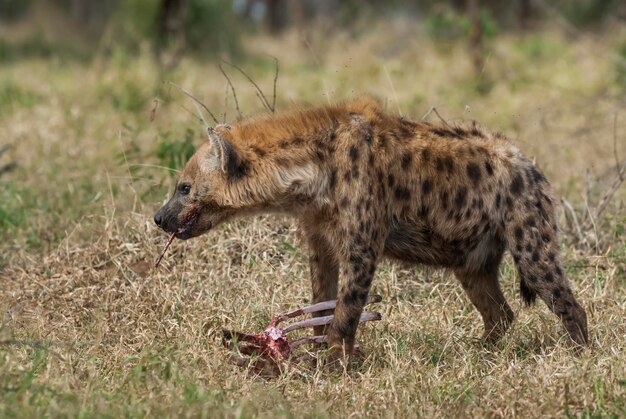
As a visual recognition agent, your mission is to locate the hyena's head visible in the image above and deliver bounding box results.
[153,124,245,240]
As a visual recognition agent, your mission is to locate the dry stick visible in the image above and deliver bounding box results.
[268,54,279,112]
[218,63,242,120]
[221,59,273,113]
[155,232,176,267]
[223,83,229,123]
[587,161,626,228]
[562,198,584,244]
[613,113,624,181]
[168,81,219,124]
[149,98,159,122]
[422,106,452,127]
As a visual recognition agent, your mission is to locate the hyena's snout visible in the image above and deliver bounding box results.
[153,200,185,234]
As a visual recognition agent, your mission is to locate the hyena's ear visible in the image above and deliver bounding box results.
[206,125,248,180]
[207,126,228,173]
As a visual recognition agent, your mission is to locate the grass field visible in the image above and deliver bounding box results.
[1,20,626,417]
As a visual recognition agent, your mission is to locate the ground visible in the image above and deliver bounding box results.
[0,21,625,417]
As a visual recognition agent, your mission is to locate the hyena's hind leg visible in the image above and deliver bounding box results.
[506,185,589,346]
[454,244,514,343]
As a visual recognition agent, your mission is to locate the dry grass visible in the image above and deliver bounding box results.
[1,21,625,417]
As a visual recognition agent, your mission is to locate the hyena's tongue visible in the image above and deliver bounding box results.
[155,232,176,267]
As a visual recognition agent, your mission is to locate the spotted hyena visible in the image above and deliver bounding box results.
[154,97,588,356]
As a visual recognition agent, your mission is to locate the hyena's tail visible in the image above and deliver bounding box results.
[503,165,589,346]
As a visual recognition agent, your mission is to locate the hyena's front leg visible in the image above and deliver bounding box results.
[306,230,339,336]
[326,225,384,357]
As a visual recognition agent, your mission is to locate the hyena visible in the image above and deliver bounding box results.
[154,97,588,356]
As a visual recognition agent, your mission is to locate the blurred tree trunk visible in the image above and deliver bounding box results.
[468,0,483,78]
[519,0,532,30]
[71,0,106,25]
[155,0,188,69]
[265,0,288,34]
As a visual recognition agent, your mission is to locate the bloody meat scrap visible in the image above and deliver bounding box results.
[222,295,383,376]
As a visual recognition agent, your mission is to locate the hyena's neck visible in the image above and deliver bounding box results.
[222,124,332,214]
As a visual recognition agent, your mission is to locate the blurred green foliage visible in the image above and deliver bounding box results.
[0,82,38,115]
[425,6,498,41]
[156,128,197,175]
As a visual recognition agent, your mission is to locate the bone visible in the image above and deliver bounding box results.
[275,294,382,324]
[282,311,381,334]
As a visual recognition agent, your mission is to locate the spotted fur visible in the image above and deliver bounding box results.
[154,97,589,353]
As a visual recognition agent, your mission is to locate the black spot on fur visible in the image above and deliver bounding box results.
[340,197,349,208]
[401,152,413,170]
[530,166,546,183]
[553,288,562,299]
[433,127,463,139]
[545,272,554,282]
[422,179,432,195]
[548,252,555,261]
[454,187,467,210]
[388,174,395,187]
[292,136,304,146]
[419,205,429,217]
[344,171,352,182]
[495,192,501,209]
[466,162,482,186]
[515,227,524,241]
[329,168,337,191]
[511,173,525,195]
[349,145,359,162]
[435,156,455,173]
[484,161,494,176]
[422,148,431,162]
[395,187,411,201]
[532,251,540,262]
[251,146,266,157]
[441,191,449,210]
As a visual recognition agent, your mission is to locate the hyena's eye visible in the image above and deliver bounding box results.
[178,182,191,195]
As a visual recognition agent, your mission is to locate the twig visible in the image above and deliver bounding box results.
[223,83,229,123]
[561,198,584,244]
[218,63,242,120]
[155,232,176,267]
[588,161,626,226]
[613,113,623,181]
[270,55,279,113]
[221,59,273,113]
[383,64,402,117]
[167,81,219,124]
[422,106,452,127]
[149,98,159,122]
